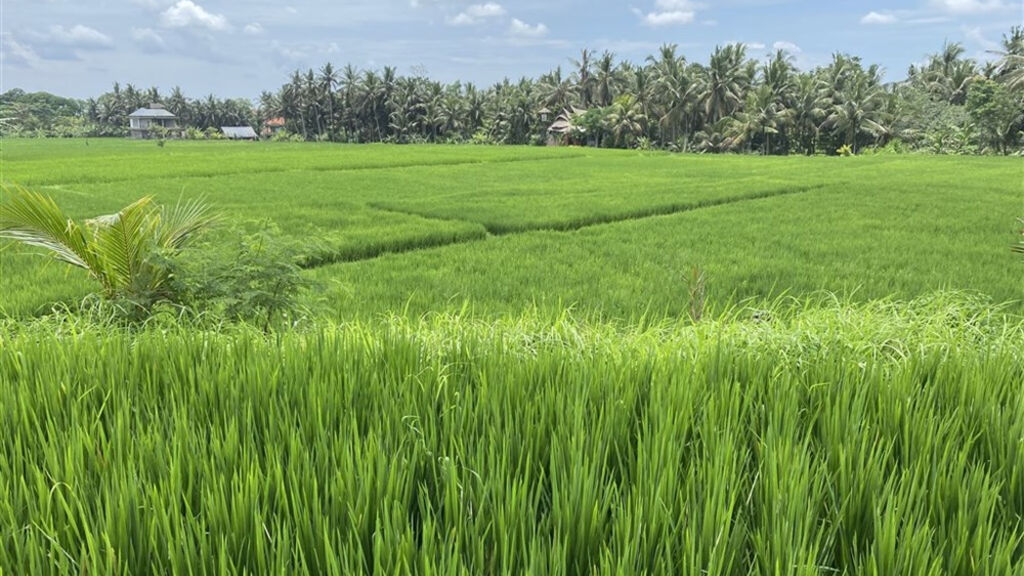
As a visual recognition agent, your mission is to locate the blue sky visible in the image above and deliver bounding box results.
[2,0,1021,100]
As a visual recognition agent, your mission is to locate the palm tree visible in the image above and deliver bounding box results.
[0,187,216,309]
[741,84,787,154]
[319,63,340,139]
[699,44,751,124]
[571,49,595,108]
[991,26,1024,90]
[789,74,827,154]
[595,51,619,107]
[538,67,574,111]
[820,75,886,153]
[606,95,646,147]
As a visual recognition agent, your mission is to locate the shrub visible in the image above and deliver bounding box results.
[167,221,309,330]
[836,144,854,157]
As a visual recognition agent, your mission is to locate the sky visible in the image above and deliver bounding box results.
[2,0,1022,100]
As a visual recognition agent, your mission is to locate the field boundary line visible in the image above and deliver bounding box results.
[22,153,592,188]
[318,184,828,267]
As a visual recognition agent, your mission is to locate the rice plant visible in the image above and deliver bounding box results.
[1,294,1021,574]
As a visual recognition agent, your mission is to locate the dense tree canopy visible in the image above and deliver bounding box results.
[3,27,1021,155]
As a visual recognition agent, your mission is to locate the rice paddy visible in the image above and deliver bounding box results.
[1,139,1022,574]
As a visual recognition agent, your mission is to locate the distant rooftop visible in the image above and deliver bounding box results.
[128,107,176,119]
[221,126,258,139]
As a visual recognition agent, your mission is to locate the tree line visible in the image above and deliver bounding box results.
[2,27,1021,155]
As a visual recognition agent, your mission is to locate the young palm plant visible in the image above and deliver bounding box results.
[0,186,216,313]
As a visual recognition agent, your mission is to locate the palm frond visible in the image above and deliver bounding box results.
[89,196,159,291]
[0,185,96,270]
[157,196,218,250]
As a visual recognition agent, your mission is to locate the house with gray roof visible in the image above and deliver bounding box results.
[128,104,180,139]
[221,126,258,140]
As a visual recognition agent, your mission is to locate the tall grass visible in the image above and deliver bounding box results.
[2,293,1021,574]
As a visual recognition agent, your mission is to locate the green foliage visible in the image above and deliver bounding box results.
[168,221,310,329]
[271,129,304,142]
[2,142,1021,321]
[966,79,1022,154]
[1,295,1022,573]
[0,187,216,317]
[0,89,86,137]
[836,143,854,156]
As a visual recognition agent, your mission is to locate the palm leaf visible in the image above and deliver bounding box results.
[0,186,97,271]
[157,196,218,250]
[89,196,159,292]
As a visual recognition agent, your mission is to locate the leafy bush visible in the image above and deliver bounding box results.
[836,144,854,157]
[167,221,310,330]
[270,129,304,142]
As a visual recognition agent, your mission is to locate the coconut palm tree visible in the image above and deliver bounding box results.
[699,44,752,124]
[606,95,646,147]
[595,51,619,107]
[789,74,827,154]
[820,75,886,153]
[571,49,595,108]
[0,187,216,309]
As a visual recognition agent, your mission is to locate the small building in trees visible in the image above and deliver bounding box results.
[262,117,286,138]
[221,126,258,140]
[546,107,586,146]
[128,104,180,139]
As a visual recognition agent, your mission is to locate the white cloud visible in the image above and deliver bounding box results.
[745,42,766,50]
[508,18,548,37]
[448,3,506,26]
[131,27,166,52]
[1,36,40,67]
[643,11,695,26]
[47,24,114,48]
[861,11,898,24]
[964,25,1001,50]
[243,22,264,35]
[641,0,700,27]
[773,40,801,54]
[931,0,1005,14]
[160,1,230,31]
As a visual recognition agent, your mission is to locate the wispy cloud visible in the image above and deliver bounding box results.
[1,35,41,67]
[639,0,700,27]
[930,0,1006,14]
[861,11,898,24]
[508,18,548,38]
[160,1,230,32]
[448,3,506,26]
[131,27,166,52]
[46,25,114,49]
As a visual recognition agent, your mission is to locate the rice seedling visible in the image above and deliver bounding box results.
[0,294,1021,574]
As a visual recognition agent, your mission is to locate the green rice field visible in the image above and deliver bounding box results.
[2,140,1021,319]
[1,139,1023,574]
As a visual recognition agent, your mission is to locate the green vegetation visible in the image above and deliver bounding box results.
[4,29,1023,155]
[1,141,1022,573]
[2,141,1020,319]
[2,295,1022,574]
[0,188,215,315]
